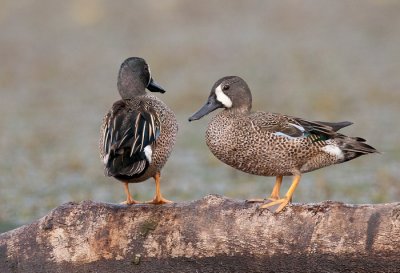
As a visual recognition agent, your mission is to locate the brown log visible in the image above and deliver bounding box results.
[0,195,399,273]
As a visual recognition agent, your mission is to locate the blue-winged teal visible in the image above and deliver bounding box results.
[100,57,178,204]
[189,76,378,213]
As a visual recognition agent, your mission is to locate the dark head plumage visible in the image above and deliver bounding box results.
[117,57,165,99]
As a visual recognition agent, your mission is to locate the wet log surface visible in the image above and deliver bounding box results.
[1,194,400,273]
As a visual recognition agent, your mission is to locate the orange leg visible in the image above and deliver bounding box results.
[269,175,283,201]
[260,174,301,213]
[246,176,283,203]
[146,172,173,204]
[120,182,140,205]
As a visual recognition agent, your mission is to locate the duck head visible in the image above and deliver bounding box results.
[117,57,165,99]
[189,76,252,121]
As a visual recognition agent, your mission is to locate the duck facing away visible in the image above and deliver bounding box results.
[100,57,178,204]
[189,76,378,213]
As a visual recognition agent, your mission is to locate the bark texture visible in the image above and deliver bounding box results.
[1,195,400,273]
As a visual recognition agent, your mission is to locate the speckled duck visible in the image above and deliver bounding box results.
[189,76,377,213]
[100,57,178,204]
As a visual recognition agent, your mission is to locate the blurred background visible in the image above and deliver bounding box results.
[1,1,399,232]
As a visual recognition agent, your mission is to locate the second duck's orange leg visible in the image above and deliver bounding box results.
[146,172,173,204]
[247,175,283,203]
[269,175,283,201]
[260,174,301,213]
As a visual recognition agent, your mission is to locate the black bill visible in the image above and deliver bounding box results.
[147,78,166,93]
[188,96,223,121]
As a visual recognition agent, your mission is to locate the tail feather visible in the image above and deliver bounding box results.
[337,136,379,162]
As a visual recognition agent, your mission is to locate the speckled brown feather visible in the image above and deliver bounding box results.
[206,111,344,176]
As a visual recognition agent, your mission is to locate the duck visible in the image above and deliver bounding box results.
[188,76,378,213]
[100,57,178,204]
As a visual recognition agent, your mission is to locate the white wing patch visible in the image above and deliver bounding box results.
[273,132,298,139]
[321,145,344,160]
[215,84,233,108]
[103,153,110,165]
[288,123,305,132]
[273,123,306,139]
[144,145,152,163]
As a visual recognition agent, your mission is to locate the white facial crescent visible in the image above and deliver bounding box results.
[215,84,233,108]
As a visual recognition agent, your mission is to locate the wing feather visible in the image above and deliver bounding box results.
[101,100,161,177]
[250,112,352,142]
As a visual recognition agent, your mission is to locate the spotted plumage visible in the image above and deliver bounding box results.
[189,76,378,212]
[99,57,178,204]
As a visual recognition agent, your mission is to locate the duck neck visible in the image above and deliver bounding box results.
[229,89,252,114]
[224,105,251,116]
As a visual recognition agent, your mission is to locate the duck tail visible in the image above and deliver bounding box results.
[336,135,379,162]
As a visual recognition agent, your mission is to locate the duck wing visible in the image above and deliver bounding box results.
[250,112,352,141]
[101,100,161,177]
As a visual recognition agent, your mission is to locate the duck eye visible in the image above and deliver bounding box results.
[222,84,230,91]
